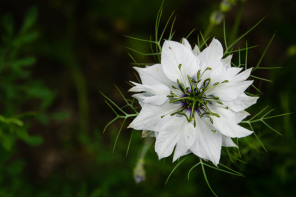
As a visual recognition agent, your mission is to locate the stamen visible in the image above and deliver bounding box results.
[197,70,201,81]
[210,117,214,124]
[199,78,211,95]
[190,102,195,122]
[167,70,226,127]
[169,97,187,103]
[177,79,187,94]
[199,67,212,80]
[178,64,182,70]
[187,75,196,95]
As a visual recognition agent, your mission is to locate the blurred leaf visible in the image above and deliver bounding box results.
[14,31,39,46]
[1,14,14,38]
[23,135,43,146]
[20,6,38,34]
[6,160,24,175]
[0,131,12,151]
[11,57,36,71]
[0,116,23,127]
[51,111,70,121]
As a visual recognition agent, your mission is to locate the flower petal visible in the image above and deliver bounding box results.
[209,105,249,124]
[198,38,224,71]
[206,66,243,86]
[134,64,172,86]
[212,115,253,138]
[235,110,250,123]
[206,80,253,102]
[173,119,195,162]
[223,93,259,112]
[129,82,171,105]
[190,118,222,165]
[222,136,237,147]
[221,54,232,68]
[181,38,192,50]
[193,45,200,55]
[232,68,253,83]
[173,136,189,162]
[133,93,168,105]
[129,82,170,94]
[155,116,195,160]
[128,102,180,131]
[155,128,180,160]
[161,40,199,86]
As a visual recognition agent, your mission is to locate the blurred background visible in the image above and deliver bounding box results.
[0,0,295,196]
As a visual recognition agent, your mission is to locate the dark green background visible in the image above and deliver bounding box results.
[0,0,295,196]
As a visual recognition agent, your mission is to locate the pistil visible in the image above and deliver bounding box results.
[167,68,227,126]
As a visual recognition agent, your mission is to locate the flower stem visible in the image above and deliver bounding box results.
[133,137,154,183]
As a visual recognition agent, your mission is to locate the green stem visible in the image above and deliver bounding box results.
[133,137,154,183]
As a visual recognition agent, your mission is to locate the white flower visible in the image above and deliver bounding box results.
[128,38,258,165]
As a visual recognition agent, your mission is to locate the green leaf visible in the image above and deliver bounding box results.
[11,57,36,71]
[24,135,43,146]
[0,132,12,151]
[20,6,38,34]
[0,116,24,127]
[51,111,70,121]
[1,14,14,37]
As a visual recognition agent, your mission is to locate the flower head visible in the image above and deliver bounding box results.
[128,38,258,165]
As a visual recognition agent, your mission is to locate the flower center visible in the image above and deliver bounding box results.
[166,67,228,127]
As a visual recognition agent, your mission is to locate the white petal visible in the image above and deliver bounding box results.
[173,124,195,162]
[208,66,243,85]
[209,105,252,136]
[173,136,188,162]
[128,102,181,131]
[155,128,181,159]
[129,82,170,95]
[221,54,232,68]
[190,119,222,165]
[193,45,200,55]
[235,110,250,123]
[129,82,171,105]
[133,93,168,105]
[226,67,243,79]
[181,38,192,50]
[209,67,251,86]
[206,80,253,102]
[222,136,237,147]
[198,38,224,71]
[134,64,172,86]
[172,117,196,162]
[209,105,249,124]
[212,115,253,138]
[232,68,253,83]
[223,93,259,112]
[161,40,199,86]
[155,116,195,160]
